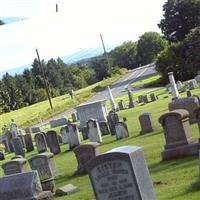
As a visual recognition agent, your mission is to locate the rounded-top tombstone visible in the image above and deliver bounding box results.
[46,130,61,155]
[87,146,156,200]
[139,112,154,134]
[35,132,48,153]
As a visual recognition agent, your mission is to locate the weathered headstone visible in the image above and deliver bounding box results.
[187,79,198,90]
[118,100,127,110]
[12,137,25,157]
[25,127,31,134]
[29,152,56,192]
[5,130,14,153]
[87,146,156,200]
[80,126,89,140]
[0,171,53,200]
[87,119,102,143]
[0,152,5,160]
[186,90,192,97]
[168,95,200,123]
[71,112,78,122]
[99,121,111,136]
[73,142,100,174]
[168,72,179,99]
[24,133,34,152]
[10,119,18,138]
[139,113,154,134]
[107,111,119,135]
[176,81,185,92]
[127,89,135,108]
[2,158,29,175]
[159,109,200,160]
[18,134,25,148]
[195,74,200,83]
[115,122,129,139]
[46,131,61,155]
[55,184,78,196]
[142,95,149,104]
[60,127,68,144]
[35,133,48,153]
[138,95,143,103]
[150,93,157,102]
[50,117,67,128]
[66,124,81,150]
[31,126,41,134]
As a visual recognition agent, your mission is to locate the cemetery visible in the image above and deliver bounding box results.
[1,73,200,200]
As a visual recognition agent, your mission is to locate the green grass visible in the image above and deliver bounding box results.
[1,85,200,199]
[131,74,162,87]
[0,73,125,130]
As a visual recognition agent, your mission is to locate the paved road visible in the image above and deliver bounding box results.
[32,64,157,127]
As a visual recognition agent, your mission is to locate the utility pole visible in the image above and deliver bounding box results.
[35,49,53,110]
[56,4,58,12]
[100,34,111,69]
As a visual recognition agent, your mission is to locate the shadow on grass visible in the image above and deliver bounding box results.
[133,130,163,139]
[149,156,198,174]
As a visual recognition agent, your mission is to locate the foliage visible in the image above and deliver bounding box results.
[137,32,168,66]
[159,0,200,42]
[110,41,138,69]
[155,42,190,82]
[183,26,200,74]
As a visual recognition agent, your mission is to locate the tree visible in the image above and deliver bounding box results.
[110,41,137,69]
[137,32,167,66]
[159,0,200,42]
[155,42,192,82]
[183,26,200,74]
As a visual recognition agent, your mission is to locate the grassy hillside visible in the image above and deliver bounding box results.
[0,73,125,131]
[1,81,200,199]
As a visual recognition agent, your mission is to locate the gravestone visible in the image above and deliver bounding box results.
[5,130,14,153]
[138,95,143,103]
[142,95,149,104]
[107,111,119,135]
[12,137,25,157]
[80,126,89,140]
[159,109,200,160]
[195,75,200,83]
[35,133,48,153]
[25,127,31,134]
[127,89,135,108]
[0,152,5,160]
[186,90,192,97]
[87,119,102,143]
[71,112,78,122]
[2,158,29,175]
[115,122,129,140]
[87,146,156,200]
[18,134,25,148]
[29,152,55,192]
[60,127,68,144]
[50,117,67,128]
[57,135,63,144]
[46,131,61,155]
[0,171,53,200]
[31,126,41,134]
[10,119,18,138]
[75,99,108,129]
[150,93,157,102]
[66,124,81,150]
[168,95,200,123]
[187,79,198,90]
[139,113,154,134]
[176,81,185,92]
[118,100,127,110]
[25,133,34,152]
[73,142,100,174]
[99,121,111,136]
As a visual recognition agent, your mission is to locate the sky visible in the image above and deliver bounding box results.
[0,0,167,72]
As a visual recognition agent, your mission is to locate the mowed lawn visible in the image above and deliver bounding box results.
[1,81,200,199]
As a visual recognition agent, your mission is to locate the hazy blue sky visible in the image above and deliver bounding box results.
[0,0,167,72]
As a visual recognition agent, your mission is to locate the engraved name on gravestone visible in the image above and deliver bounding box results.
[87,146,156,200]
[0,171,53,200]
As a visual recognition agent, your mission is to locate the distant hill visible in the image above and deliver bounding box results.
[0,45,117,78]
